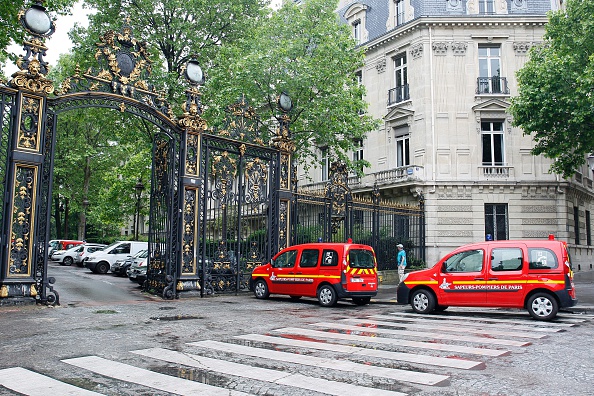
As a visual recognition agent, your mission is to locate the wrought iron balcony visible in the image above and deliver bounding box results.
[387,84,410,106]
[476,77,509,94]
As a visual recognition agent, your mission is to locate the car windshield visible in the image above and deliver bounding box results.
[136,249,149,258]
[348,249,375,269]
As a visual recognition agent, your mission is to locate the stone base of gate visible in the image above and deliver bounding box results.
[0,283,37,306]
[176,280,201,292]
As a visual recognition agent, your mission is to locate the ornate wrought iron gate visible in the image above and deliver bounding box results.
[293,162,426,270]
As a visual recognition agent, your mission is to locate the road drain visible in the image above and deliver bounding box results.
[150,315,203,321]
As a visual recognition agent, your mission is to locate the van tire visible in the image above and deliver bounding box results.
[411,289,436,314]
[318,285,337,307]
[63,257,74,266]
[352,297,371,305]
[253,279,270,299]
[527,292,558,321]
[96,261,110,274]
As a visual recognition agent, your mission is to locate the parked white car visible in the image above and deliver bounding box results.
[53,243,106,266]
[84,241,148,274]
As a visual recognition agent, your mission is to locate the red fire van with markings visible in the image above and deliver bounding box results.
[396,236,577,320]
[251,241,378,307]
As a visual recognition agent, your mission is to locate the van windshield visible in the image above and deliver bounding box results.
[349,249,375,269]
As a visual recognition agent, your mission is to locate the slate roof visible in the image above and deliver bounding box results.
[337,0,554,46]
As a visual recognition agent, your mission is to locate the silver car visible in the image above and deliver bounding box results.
[74,244,106,267]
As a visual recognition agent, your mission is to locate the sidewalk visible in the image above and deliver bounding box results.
[373,269,594,314]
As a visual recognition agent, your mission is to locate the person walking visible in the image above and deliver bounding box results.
[397,243,407,282]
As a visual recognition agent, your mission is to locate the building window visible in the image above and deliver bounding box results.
[353,20,361,45]
[574,206,580,245]
[479,0,495,14]
[355,70,364,115]
[586,210,591,246]
[478,45,506,94]
[353,139,364,163]
[321,147,329,181]
[388,53,409,105]
[485,204,508,240]
[482,121,505,166]
[395,133,410,167]
[395,0,405,26]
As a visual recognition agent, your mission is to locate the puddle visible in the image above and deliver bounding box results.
[159,306,176,310]
[150,315,204,321]
[94,309,118,314]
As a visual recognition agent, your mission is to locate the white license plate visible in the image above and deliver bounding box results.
[350,278,364,283]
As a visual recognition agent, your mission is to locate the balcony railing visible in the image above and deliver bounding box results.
[479,165,513,177]
[476,77,509,95]
[387,84,410,106]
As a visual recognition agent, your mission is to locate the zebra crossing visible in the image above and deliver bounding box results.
[0,311,588,395]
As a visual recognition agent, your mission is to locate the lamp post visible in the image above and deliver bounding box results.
[134,179,145,240]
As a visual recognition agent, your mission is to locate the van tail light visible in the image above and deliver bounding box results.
[548,234,555,240]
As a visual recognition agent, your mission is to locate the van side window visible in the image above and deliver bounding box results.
[113,243,131,254]
[528,248,558,270]
[491,248,523,271]
[299,249,319,268]
[349,249,375,269]
[443,250,484,272]
[321,250,339,267]
[273,250,297,268]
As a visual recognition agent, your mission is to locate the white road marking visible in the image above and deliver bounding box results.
[370,314,564,333]
[273,327,509,357]
[62,356,249,396]
[345,317,547,339]
[188,340,450,386]
[133,347,407,396]
[235,333,485,370]
[312,322,531,347]
[388,311,582,326]
[0,367,104,396]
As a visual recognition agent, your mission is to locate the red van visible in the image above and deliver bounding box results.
[396,237,577,320]
[251,241,378,307]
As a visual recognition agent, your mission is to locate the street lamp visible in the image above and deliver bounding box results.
[134,179,145,241]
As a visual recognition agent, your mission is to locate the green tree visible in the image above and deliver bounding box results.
[78,0,267,105]
[205,0,379,175]
[509,0,594,178]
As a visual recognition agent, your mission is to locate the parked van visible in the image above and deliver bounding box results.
[251,241,378,307]
[396,237,577,320]
[84,241,148,274]
[48,239,84,258]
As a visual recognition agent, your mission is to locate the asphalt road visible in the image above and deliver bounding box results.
[47,260,152,307]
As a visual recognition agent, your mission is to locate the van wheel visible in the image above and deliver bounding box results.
[253,279,270,299]
[318,285,337,307]
[411,289,436,314]
[352,297,371,305]
[96,261,110,274]
[527,293,558,321]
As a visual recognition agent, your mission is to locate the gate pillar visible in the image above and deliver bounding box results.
[272,93,295,252]
[175,61,207,297]
[0,2,57,305]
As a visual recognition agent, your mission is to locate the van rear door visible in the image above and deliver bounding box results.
[344,247,377,292]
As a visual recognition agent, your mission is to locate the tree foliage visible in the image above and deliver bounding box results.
[79,0,268,104]
[204,0,379,174]
[509,0,594,178]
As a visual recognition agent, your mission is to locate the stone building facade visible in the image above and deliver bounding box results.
[298,0,594,268]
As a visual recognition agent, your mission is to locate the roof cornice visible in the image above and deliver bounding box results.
[364,15,549,51]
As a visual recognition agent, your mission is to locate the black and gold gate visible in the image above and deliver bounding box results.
[0,3,293,304]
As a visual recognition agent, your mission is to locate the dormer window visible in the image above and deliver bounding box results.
[344,3,368,45]
[395,0,405,26]
[353,20,361,45]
